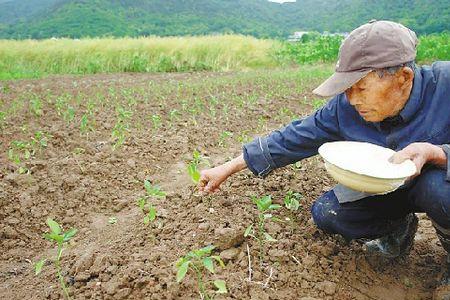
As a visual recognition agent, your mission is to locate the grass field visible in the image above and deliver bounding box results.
[0,33,448,80]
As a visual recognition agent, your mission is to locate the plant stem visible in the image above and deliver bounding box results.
[55,245,71,300]
[192,264,209,300]
[258,214,265,269]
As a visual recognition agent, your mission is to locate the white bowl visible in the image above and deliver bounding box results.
[318,141,417,194]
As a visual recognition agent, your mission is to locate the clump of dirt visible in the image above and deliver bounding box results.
[0,70,446,299]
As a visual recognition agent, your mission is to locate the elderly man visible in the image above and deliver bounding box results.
[199,20,450,297]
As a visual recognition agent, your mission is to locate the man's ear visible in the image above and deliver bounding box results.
[399,66,414,87]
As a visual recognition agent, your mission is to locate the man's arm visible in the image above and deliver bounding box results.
[199,96,343,192]
[243,96,342,177]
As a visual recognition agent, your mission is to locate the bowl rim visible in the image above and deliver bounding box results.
[319,141,416,180]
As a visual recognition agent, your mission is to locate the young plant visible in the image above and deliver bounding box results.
[284,191,302,212]
[35,218,77,300]
[137,180,165,225]
[111,106,132,150]
[63,106,75,123]
[218,131,233,147]
[244,195,281,266]
[151,114,162,131]
[30,96,43,116]
[187,150,209,184]
[284,191,302,225]
[79,114,93,136]
[176,245,227,299]
[0,111,6,130]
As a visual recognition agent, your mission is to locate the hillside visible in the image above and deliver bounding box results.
[0,0,448,39]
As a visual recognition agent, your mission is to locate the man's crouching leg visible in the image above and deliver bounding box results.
[410,168,450,300]
[311,189,417,257]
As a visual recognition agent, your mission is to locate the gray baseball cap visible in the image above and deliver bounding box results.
[313,20,419,97]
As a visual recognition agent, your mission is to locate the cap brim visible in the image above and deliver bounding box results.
[313,69,372,97]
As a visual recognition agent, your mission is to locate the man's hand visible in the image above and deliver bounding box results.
[198,165,232,193]
[389,142,446,176]
[198,154,247,194]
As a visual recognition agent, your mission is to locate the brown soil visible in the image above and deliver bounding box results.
[0,69,447,300]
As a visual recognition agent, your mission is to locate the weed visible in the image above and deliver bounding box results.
[176,245,227,299]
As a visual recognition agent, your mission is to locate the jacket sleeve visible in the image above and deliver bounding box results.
[243,96,342,177]
[440,144,450,182]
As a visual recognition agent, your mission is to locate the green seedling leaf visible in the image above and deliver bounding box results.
[143,215,150,225]
[137,197,146,211]
[244,224,253,237]
[202,257,214,273]
[35,258,46,275]
[194,245,215,257]
[44,233,64,244]
[63,228,77,242]
[263,232,277,242]
[187,163,200,183]
[108,217,117,224]
[213,280,227,294]
[46,218,61,234]
[144,180,152,194]
[211,255,225,268]
[176,261,190,282]
[268,204,282,210]
[148,205,157,222]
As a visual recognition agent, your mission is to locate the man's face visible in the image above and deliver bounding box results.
[345,67,414,122]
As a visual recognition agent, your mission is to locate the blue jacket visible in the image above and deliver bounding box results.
[243,61,450,200]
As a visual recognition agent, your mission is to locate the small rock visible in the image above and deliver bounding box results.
[268,249,288,258]
[19,193,33,208]
[214,227,245,250]
[126,159,136,168]
[198,223,209,231]
[73,249,96,274]
[302,254,317,267]
[220,248,240,262]
[74,272,91,282]
[318,280,336,295]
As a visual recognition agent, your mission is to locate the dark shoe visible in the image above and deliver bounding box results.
[362,213,418,258]
[433,255,450,300]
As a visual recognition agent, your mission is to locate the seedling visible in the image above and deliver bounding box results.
[244,195,281,266]
[218,131,233,147]
[284,191,302,225]
[30,97,43,116]
[108,217,117,224]
[284,191,302,212]
[111,106,132,150]
[187,150,209,184]
[137,180,165,225]
[35,218,77,300]
[176,245,227,299]
[237,130,252,145]
[80,114,93,136]
[63,106,75,123]
[0,111,6,130]
[151,114,162,131]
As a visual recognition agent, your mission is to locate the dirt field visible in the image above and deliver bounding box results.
[0,68,447,299]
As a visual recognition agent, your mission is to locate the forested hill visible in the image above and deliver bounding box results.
[0,0,448,39]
